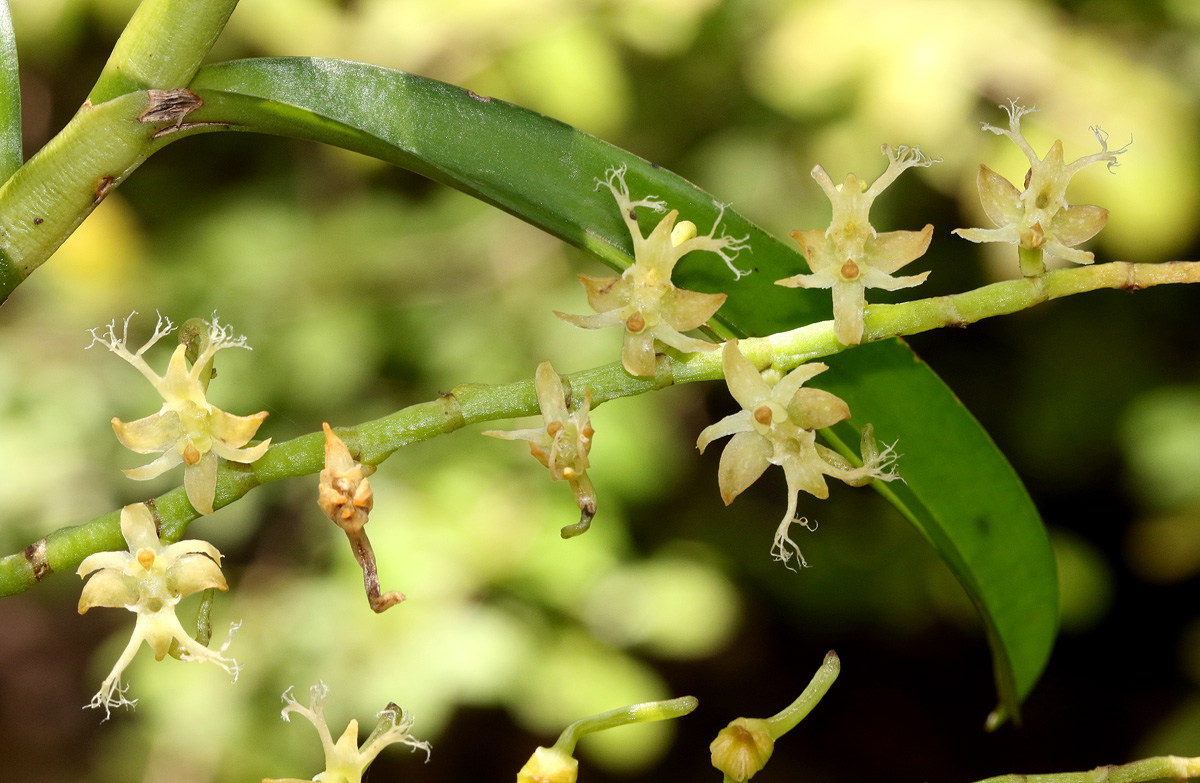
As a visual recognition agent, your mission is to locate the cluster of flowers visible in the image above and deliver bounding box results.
[83,314,419,779]
[73,101,1124,776]
[490,102,1126,569]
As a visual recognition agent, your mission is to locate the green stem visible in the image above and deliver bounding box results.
[0,0,236,301]
[973,756,1200,783]
[0,0,21,185]
[762,650,840,739]
[1018,246,1045,277]
[88,0,241,103]
[552,696,699,756]
[2,259,1199,596]
[0,89,204,301]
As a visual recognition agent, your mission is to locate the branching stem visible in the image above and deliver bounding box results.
[2,259,1199,596]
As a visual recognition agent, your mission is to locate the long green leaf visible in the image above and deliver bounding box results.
[183,57,1056,720]
[0,0,20,185]
[818,340,1057,721]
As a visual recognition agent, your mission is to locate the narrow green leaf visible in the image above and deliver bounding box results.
[183,58,1056,719]
[817,339,1058,721]
[0,0,20,185]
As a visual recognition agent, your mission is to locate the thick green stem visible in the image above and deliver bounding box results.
[89,0,241,103]
[0,89,205,301]
[2,260,1199,596]
[0,0,236,301]
[973,756,1200,783]
[0,0,21,185]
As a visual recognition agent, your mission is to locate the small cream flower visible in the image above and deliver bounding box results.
[77,503,238,718]
[555,165,748,377]
[89,312,271,515]
[319,423,405,612]
[697,341,900,568]
[264,683,430,783]
[777,145,936,346]
[953,101,1130,270]
[484,361,597,538]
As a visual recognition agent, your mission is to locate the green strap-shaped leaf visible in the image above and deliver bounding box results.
[0,0,20,185]
[184,58,1056,720]
[818,340,1057,721]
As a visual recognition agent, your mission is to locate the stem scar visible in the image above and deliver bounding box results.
[93,176,113,205]
[22,539,51,580]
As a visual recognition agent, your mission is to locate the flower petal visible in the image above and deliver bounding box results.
[866,226,933,275]
[661,288,725,332]
[554,310,624,331]
[112,410,183,454]
[696,410,754,454]
[160,538,223,565]
[788,388,851,430]
[166,552,228,597]
[78,569,138,613]
[976,164,1023,228]
[770,362,828,407]
[952,226,1021,245]
[1042,240,1096,266]
[717,431,772,505]
[1050,204,1108,247]
[789,229,839,274]
[123,450,183,481]
[209,408,268,449]
[831,280,866,346]
[578,274,630,313]
[622,330,657,377]
[650,324,720,355]
[78,551,131,578]
[121,503,161,552]
[862,265,930,291]
[211,437,271,463]
[184,452,219,515]
[780,443,831,500]
[721,340,771,410]
[534,361,568,421]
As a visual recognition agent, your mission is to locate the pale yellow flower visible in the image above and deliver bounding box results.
[697,341,900,568]
[953,101,1130,270]
[77,503,237,718]
[777,145,936,346]
[89,312,271,514]
[555,165,748,377]
[484,361,597,538]
[264,683,430,783]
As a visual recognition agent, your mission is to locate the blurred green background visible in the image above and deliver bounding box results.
[3,0,1200,781]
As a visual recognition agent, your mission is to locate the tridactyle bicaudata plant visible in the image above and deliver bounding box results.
[777,144,937,347]
[265,683,431,783]
[954,100,1130,276]
[485,361,598,538]
[697,341,900,569]
[88,312,271,515]
[555,165,749,377]
[77,503,239,718]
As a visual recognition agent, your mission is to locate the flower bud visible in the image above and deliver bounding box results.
[516,746,579,783]
[710,717,774,782]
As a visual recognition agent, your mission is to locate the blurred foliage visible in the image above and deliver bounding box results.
[3,0,1200,782]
